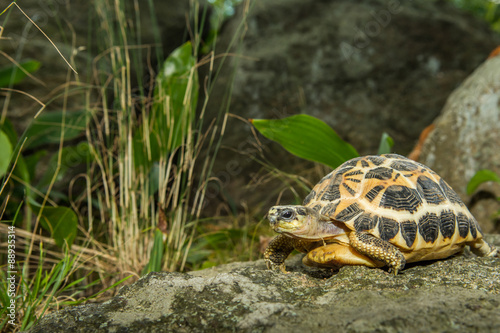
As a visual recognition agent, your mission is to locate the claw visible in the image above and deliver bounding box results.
[265,259,288,273]
[388,259,405,275]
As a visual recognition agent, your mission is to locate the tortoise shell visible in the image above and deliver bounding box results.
[302,154,482,260]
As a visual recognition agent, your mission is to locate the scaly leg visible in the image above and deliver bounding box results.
[264,234,310,273]
[349,231,406,275]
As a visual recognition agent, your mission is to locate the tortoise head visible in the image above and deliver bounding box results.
[267,205,344,240]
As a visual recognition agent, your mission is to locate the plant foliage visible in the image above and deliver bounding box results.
[377,132,394,155]
[467,169,500,196]
[251,114,359,169]
[0,60,40,87]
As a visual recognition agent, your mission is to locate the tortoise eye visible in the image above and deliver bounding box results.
[281,209,295,220]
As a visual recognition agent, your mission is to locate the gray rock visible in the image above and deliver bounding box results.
[28,235,500,333]
[419,56,500,233]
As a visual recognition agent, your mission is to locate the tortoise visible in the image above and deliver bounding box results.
[264,154,498,274]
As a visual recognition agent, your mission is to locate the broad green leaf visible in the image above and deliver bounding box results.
[466,169,500,195]
[23,110,88,149]
[251,114,359,169]
[377,132,394,155]
[31,204,78,248]
[0,60,41,87]
[0,130,13,177]
[134,42,198,171]
[150,42,198,155]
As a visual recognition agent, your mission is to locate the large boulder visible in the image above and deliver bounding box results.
[28,235,500,333]
[419,55,500,233]
[205,0,500,211]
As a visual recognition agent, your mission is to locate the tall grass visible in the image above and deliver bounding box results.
[87,0,183,277]
[81,0,252,279]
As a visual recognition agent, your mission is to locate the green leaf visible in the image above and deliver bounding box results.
[377,132,394,155]
[23,110,88,149]
[1,118,31,185]
[37,142,91,189]
[466,169,500,195]
[31,204,78,248]
[0,117,18,146]
[0,60,41,88]
[133,42,199,171]
[142,228,165,275]
[0,130,13,177]
[251,114,359,169]
[150,42,198,155]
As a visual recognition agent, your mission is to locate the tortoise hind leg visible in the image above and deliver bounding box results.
[468,239,498,257]
[349,231,406,275]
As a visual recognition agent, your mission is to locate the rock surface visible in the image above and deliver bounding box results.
[29,235,500,333]
[419,55,500,233]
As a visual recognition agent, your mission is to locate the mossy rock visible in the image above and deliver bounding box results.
[28,235,500,333]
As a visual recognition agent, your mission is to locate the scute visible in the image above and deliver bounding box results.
[417,175,446,205]
[457,213,469,238]
[390,160,418,172]
[366,156,385,165]
[469,218,478,239]
[342,157,364,167]
[320,183,341,201]
[336,166,355,175]
[311,204,322,212]
[365,167,393,180]
[378,217,399,241]
[400,220,418,248]
[439,178,465,206]
[353,213,378,231]
[320,202,338,217]
[418,212,440,243]
[380,185,422,213]
[365,185,384,202]
[439,210,456,239]
[342,182,357,196]
[345,170,363,177]
[335,203,363,222]
[383,154,409,160]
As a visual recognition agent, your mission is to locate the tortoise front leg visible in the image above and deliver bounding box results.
[265,234,306,273]
[349,231,406,275]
